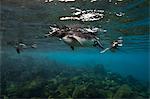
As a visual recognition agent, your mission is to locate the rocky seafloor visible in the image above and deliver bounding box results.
[1,55,149,99]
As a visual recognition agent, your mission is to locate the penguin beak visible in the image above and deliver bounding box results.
[48,31,56,36]
[44,34,50,38]
[44,31,55,38]
[49,31,53,35]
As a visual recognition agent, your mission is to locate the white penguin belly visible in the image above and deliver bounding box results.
[62,35,95,47]
[62,36,81,46]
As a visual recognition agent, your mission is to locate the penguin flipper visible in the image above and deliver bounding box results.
[94,40,104,49]
[100,48,110,53]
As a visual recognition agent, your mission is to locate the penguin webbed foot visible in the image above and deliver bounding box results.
[16,47,20,54]
[70,46,74,50]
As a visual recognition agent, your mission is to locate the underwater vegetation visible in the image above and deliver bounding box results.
[1,55,149,99]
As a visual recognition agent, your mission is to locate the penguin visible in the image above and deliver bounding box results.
[15,42,37,54]
[100,37,123,53]
[15,42,27,54]
[47,28,104,50]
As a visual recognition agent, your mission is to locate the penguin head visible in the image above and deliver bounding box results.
[49,30,66,39]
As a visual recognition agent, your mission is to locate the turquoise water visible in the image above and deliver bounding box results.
[1,0,150,98]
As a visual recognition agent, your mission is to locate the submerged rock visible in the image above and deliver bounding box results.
[2,57,149,98]
[72,85,87,98]
[113,84,132,99]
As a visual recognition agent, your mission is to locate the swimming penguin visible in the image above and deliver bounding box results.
[15,42,27,54]
[15,42,37,54]
[47,28,104,50]
[111,37,123,49]
[100,37,123,53]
